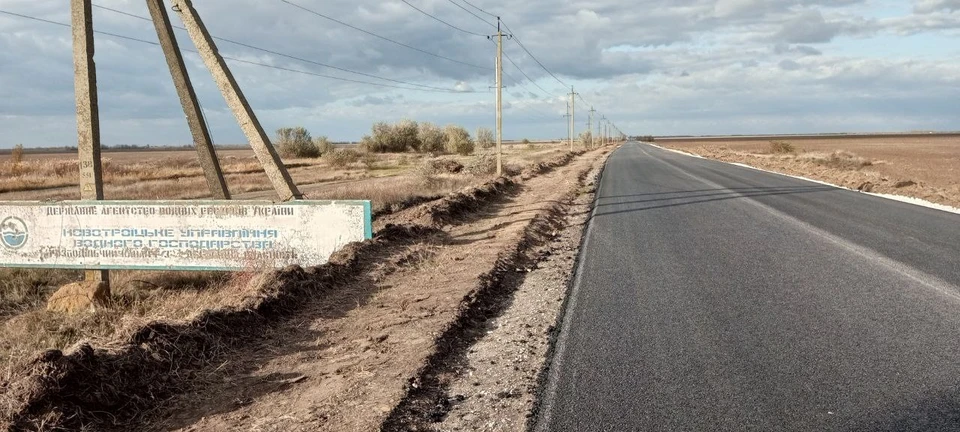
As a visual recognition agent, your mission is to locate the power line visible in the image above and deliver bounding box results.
[0,9,160,45]
[399,0,486,37]
[445,0,496,28]
[280,0,490,71]
[503,49,558,98]
[88,3,470,93]
[490,39,556,97]
[500,20,568,88]
[459,0,499,19]
[486,37,558,99]
[0,7,474,94]
[577,93,592,109]
[222,56,469,93]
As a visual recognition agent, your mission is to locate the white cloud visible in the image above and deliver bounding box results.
[0,0,958,145]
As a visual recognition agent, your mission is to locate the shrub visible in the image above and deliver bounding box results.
[444,125,474,155]
[359,134,376,152]
[477,127,495,149]
[275,127,320,158]
[578,131,593,148]
[417,158,464,176]
[361,153,379,170]
[11,144,24,164]
[462,153,520,176]
[313,136,335,156]
[418,122,447,155]
[363,120,420,153]
[769,140,796,154]
[463,153,497,175]
[395,119,421,152]
[825,151,872,169]
[326,149,362,168]
[521,138,531,145]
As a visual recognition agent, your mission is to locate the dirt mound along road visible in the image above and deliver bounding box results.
[153,148,609,432]
[0,146,614,431]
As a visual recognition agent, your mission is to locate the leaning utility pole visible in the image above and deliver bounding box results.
[71,0,109,286]
[147,0,229,199]
[172,0,301,201]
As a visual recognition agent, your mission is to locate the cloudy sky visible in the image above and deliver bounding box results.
[1,0,959,148]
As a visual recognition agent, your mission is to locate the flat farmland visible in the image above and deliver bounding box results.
[0,143,565,203]
[657,134,960,209]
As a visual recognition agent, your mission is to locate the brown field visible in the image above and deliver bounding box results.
[0,141,573,375]
[657,135,960,209]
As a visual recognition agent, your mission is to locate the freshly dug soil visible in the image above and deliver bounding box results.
[0,146,614,431]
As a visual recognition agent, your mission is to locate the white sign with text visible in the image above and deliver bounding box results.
[0,200,372,271]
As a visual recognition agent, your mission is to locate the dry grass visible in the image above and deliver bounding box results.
[799,150,873,170]
[659,135,960,208]
[0,143,570,373]
[0,270,242,377]
[769,140,796,154]
[0,268,82,318]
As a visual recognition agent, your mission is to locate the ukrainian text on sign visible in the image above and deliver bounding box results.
[0,201,371,271]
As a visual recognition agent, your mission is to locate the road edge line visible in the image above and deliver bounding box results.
[647,143,960,216]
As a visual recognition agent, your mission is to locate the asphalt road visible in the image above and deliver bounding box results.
[535,142,960,431]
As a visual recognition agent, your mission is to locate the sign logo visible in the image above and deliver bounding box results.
[1,217,28,250]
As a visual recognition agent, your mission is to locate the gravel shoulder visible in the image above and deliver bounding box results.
[429,150,610,432]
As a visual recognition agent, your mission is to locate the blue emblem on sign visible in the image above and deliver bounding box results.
[1,217,28,250]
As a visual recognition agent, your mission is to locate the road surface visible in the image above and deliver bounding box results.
[536,142,960,431]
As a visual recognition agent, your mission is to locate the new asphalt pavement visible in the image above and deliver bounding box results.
[536,142,960,431]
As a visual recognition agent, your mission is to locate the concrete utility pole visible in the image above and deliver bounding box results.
[562,103,571,146]
[147,0,229,199]
[568,86,576,151]
[172,0,301,201]
[601,116,607,145]
[71,0,109,286]
[588,106,596,149]
[495,20,503,176]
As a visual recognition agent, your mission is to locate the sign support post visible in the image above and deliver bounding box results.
[71,0,109,287]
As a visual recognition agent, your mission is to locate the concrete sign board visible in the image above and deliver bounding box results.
[0,200,371,271]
